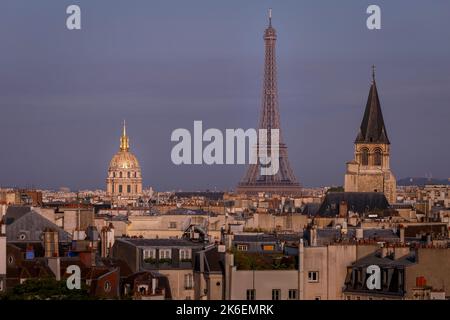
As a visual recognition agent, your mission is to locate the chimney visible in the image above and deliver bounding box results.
[356,228,364,240]
[152,278,157,295]
[48,257,61,281]
[339,201,348,218]
[399,226,405,244]
[44,228,59,258]
[393,246,410,260]
[310,226,317,246]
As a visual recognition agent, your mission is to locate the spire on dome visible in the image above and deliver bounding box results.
[120,120,130,151]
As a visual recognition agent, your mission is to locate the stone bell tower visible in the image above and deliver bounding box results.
[344,67,396,204]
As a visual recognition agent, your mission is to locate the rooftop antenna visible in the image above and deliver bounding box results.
[268,8,272,27]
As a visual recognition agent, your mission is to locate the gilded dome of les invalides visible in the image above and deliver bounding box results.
[106,121,143,205]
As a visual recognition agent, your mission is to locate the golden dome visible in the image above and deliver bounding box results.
[109,150,141,171]
[108,120,142,172]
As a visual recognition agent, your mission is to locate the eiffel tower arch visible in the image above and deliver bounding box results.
[236,10,301,196]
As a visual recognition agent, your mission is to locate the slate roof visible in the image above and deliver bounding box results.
[351,250,416,268]
[118,238,204,248]
[233,234,278,243]
[355,78,390,144]
[6,210,72,242]
[4,206,32,225]
[317,192,389,216]
[194,245,225,274]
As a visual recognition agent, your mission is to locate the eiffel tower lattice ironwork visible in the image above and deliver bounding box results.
[236,9,301,196]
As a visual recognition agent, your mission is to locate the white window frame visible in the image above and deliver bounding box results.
[288,289,298,300]
[180,248,192,260]
[246,289,255,300]
[159,249,172,259]
[237,244,248,251]
[308,271,319,282]
[272,289,281,300]
[143,249,156,260]
[184,273,194,289]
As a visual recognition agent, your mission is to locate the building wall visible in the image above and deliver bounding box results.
[302,246,328,300]
[405,248,450,298]
[245,214,308,232]
[229,268,299,300]
[0,235,6,293]
[160,269,195,300]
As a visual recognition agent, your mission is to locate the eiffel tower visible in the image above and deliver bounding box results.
[236,9,301,196]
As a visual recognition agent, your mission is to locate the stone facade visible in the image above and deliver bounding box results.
[345,143,397,204]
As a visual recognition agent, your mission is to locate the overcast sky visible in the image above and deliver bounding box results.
[0,0,449,191]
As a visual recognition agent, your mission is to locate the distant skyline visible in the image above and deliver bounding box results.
[1,0,449,191]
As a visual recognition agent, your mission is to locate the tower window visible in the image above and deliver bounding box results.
[113,172,116,178]
[127,185,131,193]
[119,172,123,178]
[361,148,369,166]
[134,172,137,178]
[127,172,131,178]
[374,149,382,166]
[119,185,123,193]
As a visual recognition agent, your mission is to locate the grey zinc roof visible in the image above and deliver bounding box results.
[4,206,32,225]
[352,251,415,268]
[317,192,389,217]
[6,210,71,242]
[118,238,204,248]
[233,234,278,243]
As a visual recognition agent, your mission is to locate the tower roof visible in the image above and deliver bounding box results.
[355,67,390,144]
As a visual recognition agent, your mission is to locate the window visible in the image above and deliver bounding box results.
[169,222,177,229]
[127,185,131,193]
[262,245,275,251]
[237,244,248,251]
[159,249,172,259]
[8,256,14,265]
[134,172,137,178]
[361,148,369,166]
[127,172,131,178]
[119,172,123,178]
[180,249,192,260]
[143,249,156,260]
[373,149,382,166]
[288,289,298,300]
[113,172,116,178]
[308,271,319,282]
[272,289,281,300]
[118,185,123,193]
[184,274,194,289]
[104,281,111,293]
[112,184,114,193]
[246,289,255,300]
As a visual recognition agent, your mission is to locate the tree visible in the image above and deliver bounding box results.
[0,278,92,300]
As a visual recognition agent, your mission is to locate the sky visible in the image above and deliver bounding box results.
[0,0,449,191]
